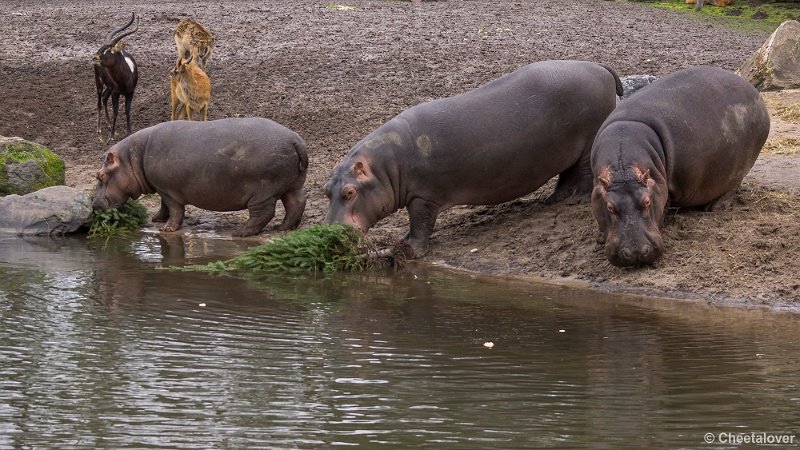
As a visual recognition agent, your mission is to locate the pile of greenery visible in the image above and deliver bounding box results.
[88,199,149,237]
[189,224,370,273]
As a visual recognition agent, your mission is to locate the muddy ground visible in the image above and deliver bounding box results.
[1,0,798,307]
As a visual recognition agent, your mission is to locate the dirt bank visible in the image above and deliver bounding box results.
[0,0,797,306]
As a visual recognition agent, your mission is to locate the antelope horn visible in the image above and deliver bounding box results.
[106,12,136,42]
[110,15,139,47]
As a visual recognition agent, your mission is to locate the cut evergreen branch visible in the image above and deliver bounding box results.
[186,224,371,273]
[88,199,148,237]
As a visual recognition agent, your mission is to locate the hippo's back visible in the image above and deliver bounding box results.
[147,117,303,153]
[404,60,619,144]
[381,60,621,205]
[604,66,769,158]
[140,117,307,194]
[602,66,770,206]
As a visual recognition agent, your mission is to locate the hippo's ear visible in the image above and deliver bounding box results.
[633,167,654,188]
[104,151,119,169]
[597,167,612,191]
[352,161,370,181]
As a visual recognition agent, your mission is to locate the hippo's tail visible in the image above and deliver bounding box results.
[598,63,624,99]
[294,140,309,173]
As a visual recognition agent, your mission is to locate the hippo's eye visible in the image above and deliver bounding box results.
[343,187,357,201]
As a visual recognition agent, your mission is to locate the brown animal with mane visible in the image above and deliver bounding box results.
[173,18,215,70]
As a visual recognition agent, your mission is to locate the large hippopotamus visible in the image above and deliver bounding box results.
[92,117,308,236]
[324,59,623,258]
[591,66,770,267]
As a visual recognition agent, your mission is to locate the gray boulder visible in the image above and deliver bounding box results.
[738,20,800,91]
[620,75,657,99]
[0,136,65,196]
[0,186,92,235]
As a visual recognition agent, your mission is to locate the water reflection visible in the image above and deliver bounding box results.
[0,235,798,448]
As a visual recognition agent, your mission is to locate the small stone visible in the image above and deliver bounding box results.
[198,303,207,307]
[483,341,494,348]
[470,248,479,253]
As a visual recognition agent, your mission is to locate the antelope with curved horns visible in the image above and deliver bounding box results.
[93,12,140,139]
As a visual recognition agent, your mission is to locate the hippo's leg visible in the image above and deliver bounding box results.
[152,199,170,223]
[403,198,440,259]
[276,188,306,231]
[159,196,186,233]
[235,197,278,237]
[705,186,739,212]
[545,151,593,205]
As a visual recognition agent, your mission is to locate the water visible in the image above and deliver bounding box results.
[1,232,799,449]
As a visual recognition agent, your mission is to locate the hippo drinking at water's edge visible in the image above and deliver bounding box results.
[591,66,770,267]
[92,117,308,236]
[324,59,624,258]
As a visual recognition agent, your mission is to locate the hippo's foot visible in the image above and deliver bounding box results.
[232,226,261,237]
[705,188,738,212]
[544,187,570,205]
[152,199,171,222]
[400,236,430,260]
[563,191,591,205]
[159,222,182,233]
[152,210,169,223]
[277,189,307,231]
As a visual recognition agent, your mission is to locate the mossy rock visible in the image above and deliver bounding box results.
[0,136,65,196]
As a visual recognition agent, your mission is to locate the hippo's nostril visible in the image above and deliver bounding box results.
[620,247,633,261]
[641,244,652,257]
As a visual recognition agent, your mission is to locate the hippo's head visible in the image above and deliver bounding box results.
[324,157,394,233]
[592,165,668,267]
[92,148,141,210]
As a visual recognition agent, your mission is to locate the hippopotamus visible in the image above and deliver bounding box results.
[590,66,770,267]
[324,59,623,258]
[92,117,308,236]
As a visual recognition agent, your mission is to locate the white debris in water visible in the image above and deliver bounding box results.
[558,329,566,333]
[198,303,207,307]
[483,342,494,348]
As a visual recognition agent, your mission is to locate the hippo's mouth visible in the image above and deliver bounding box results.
[605,229,664,267]
[92,194,114,210]
[347,212,371,234]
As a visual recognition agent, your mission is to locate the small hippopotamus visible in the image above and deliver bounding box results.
[92,117,308,236]
[591,66,770,267]
[324,60,623,258]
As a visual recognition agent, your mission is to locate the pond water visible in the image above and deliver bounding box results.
[1,232,799,449]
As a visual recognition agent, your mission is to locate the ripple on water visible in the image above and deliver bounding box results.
[1,237,800,448]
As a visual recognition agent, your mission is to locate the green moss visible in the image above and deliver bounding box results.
[643,1,799,34]
[185,224,370,273]
[0,140,65,195]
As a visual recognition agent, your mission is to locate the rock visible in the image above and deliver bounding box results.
[0,186,92,235]
[0,136,65,196]
[620,75,657,99]
[738,20,800,91]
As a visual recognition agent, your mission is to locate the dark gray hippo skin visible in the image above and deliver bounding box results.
[93,117,308,236]
[591,65,770,267]
[324,60,624,258]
